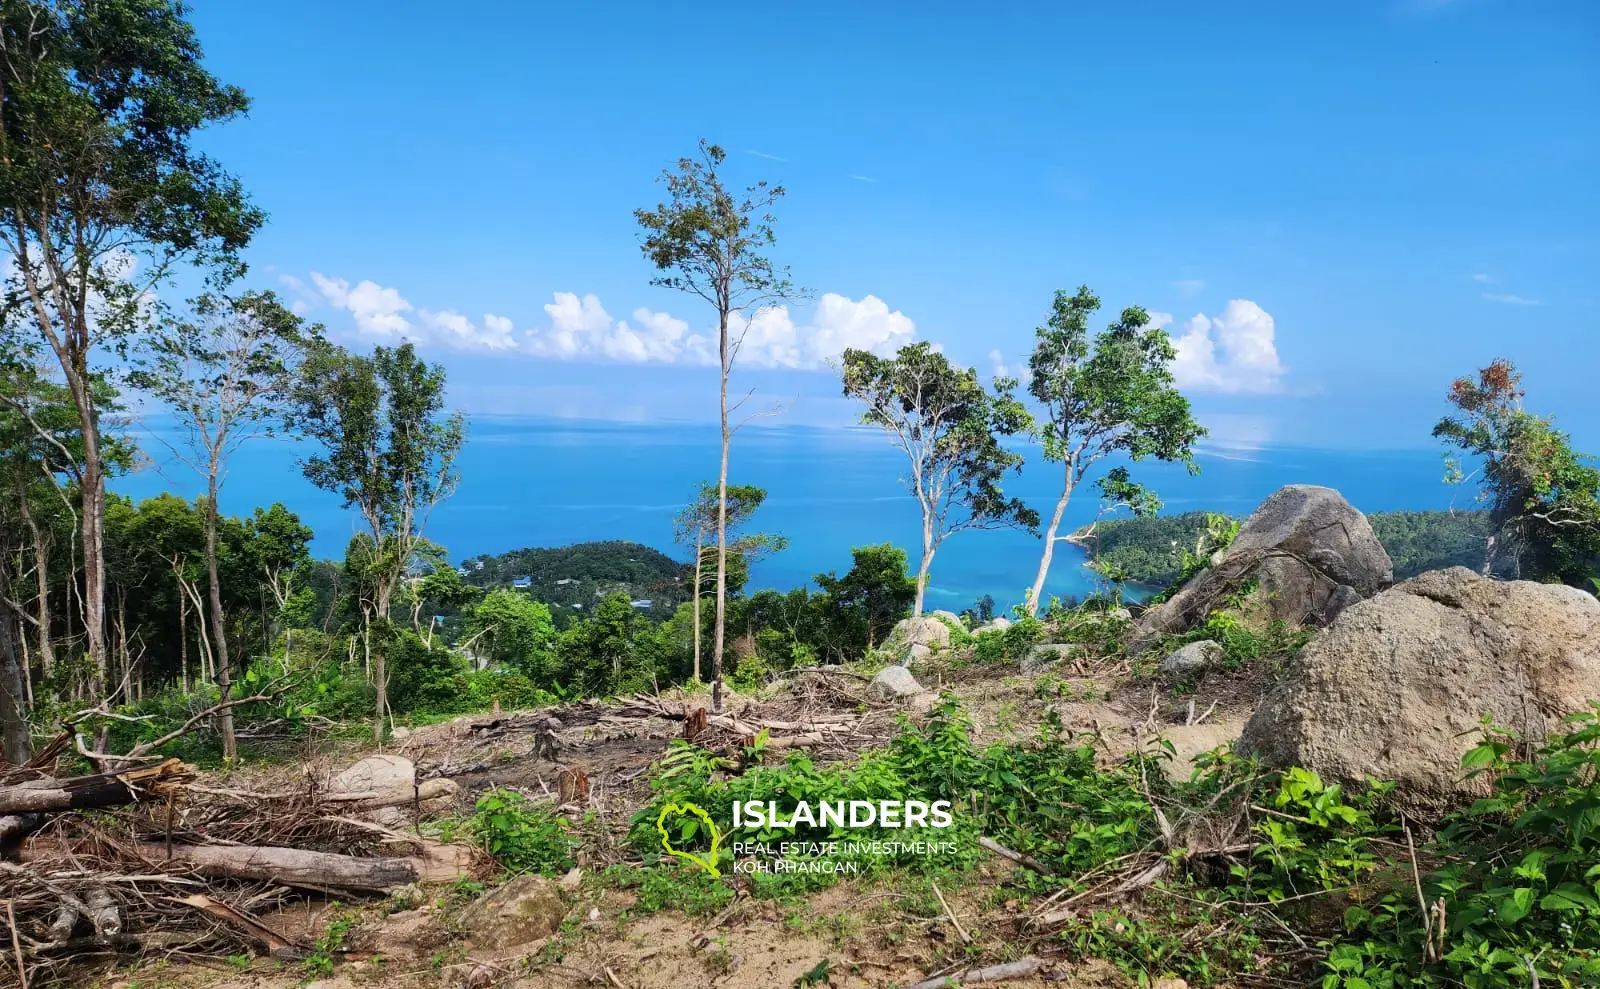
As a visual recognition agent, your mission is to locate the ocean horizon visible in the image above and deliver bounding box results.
[114,414,1466,614]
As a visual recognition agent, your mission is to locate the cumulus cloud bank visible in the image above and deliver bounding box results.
[1148,299,1286,394]
[287,271,918,368]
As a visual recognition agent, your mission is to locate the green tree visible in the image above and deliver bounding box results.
[673,482,776,683]
[1434,358,1600,584]
[127,292,314,760]
[841,341,1038,616]
[292,341,466,741]
[244,503,315,644]
[467,590,556,677]
[553,593,655,696]
[814,543,917,652]
[1021,286,1204,615]
[0,0,262,699]
[636,140,798,713]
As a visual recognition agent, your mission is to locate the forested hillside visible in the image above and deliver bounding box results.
[1077,508,1495,586]
[459,540,690,624]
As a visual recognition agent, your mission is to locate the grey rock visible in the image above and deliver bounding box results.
[1160,640,1224,676]
[868,665,925,701]
[331,754,414,795]
[973,616,1012,636]
[1239,567,1600,819]
[899,642,933,668]
[891,616,952,651]
[1133,485,1392,649]
[932,609,964,628]
[459,874,569,949]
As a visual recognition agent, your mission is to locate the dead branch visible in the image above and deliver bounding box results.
[976,836,1054,875]
[908,956,1046,989]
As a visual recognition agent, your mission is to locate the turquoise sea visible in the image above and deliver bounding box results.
[115,416,1462,614]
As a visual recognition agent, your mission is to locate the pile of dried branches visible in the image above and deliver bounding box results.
[1,709,483,988]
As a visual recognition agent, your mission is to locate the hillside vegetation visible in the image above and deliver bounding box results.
[460,540,690,624]
[1077,508,1494,586]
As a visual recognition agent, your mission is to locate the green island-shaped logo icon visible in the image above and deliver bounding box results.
[655,801,723,877]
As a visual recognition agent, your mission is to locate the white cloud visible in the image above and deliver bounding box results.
[1482,292,1540,306]
[286,272,916,369]
[1156,299,1287,395]
[418,308,519,351]
[523,291,915,369]
[1170,278,1206,296]
[988,348,1027,384]
[310,272,414,338]
[1471,272,1492,284]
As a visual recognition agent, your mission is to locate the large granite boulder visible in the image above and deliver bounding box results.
[1239,567,1600,818]
[1132,485,1392,648]
[891,616,952,650]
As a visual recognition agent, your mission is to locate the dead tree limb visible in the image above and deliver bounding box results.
[135,842,468,889]
[0,759,192,815]
[908,956,1046,989]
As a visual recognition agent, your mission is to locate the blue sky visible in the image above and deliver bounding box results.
[185,0,1596,451]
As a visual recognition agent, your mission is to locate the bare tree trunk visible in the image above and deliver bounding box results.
[17,489,54,679]
[203,477,238,762]
[178,591,189,692]
[913,514,934,617]
[371,590,391,744]
[1027,473,1075,617]
[77,393,108,701]
[691,527,703,682]
[712,311,731,714]
[0,569,31,763]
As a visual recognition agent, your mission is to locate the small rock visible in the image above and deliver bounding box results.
[899,641,933,668]
[458,874,568,950]
[868,665,924,701]
[586,907,600,922]
[973,617,1011,636]
[390,726,412,741]
[1023,643,1078,672]
[558,867,582,889]
[1161,640,1224,676]
[1153,979,1189,989]
[907,691,939,714]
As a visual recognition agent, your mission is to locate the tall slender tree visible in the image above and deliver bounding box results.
[0,0,262,698]
[128,292,315,760]
[292,341,465,741]
[841,342,1038,616]
[636,141,796,712]
[1021,287,1204,615]
[672,482,776,683]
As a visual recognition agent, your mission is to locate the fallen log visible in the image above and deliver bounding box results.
[908,956,1046,989]
[0,759,191,815]
[134,841,471,889]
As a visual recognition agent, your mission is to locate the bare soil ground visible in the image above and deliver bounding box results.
[90,656,1263,989]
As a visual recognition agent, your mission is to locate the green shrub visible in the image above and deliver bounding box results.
[971,615,1044,664]
[470,788,577,875]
